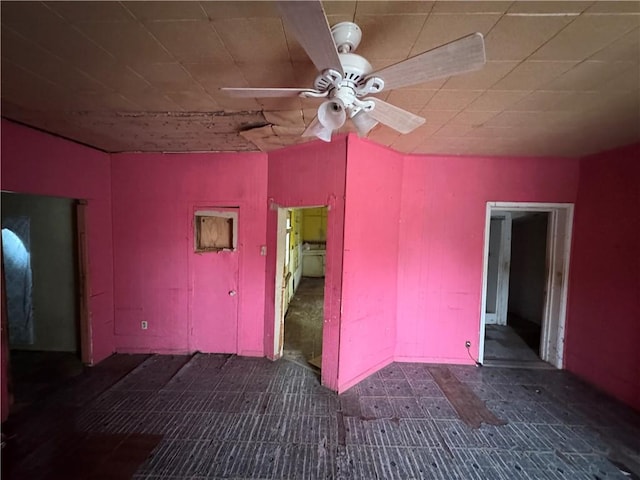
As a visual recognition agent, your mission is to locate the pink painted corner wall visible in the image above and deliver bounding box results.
[111,152,268,356]
[566,143,640,410]
[338,139,403,391]
[396,153,581,364]
[1,120,115,363]
[265,137,348,391]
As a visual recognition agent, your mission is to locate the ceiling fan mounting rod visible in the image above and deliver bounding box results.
[331,22,363,53]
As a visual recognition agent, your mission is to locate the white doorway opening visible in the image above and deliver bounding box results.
[273,207,327,370]
[479,202,574,368]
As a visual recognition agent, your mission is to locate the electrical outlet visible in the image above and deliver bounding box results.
[465,340,471,348]
[141,321,148,330]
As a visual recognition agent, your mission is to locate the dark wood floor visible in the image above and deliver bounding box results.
[8,350,84,413]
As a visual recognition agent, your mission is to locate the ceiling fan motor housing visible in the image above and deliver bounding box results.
[314,53,373,90]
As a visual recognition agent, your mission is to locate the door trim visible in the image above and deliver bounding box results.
[273,208,288,359]
[76,200,92,364]
[495,213,512,327]
[479,202,573,368]
[272,206,328,363]
[485,214,512,326]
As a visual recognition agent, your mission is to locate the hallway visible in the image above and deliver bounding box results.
[484,314,547,368]
[283,277,324,366]
[2,352,639,479]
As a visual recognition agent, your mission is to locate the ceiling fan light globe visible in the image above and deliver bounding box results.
[302,116,333,142]
[318,100,347,130]
[315,127,333,142]
[351,111,378,137]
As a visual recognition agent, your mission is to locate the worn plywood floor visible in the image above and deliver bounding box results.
[484,324,542,363]
[3,351,640,479]
[283,277,324,365]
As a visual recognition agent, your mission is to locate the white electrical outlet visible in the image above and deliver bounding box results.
[141,321,148,330]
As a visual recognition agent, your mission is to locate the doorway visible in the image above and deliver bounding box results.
[479,203,573,368]
[1,192,86,413]
[274,207,327,370]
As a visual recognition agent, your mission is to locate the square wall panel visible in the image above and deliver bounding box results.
[467,90,531,111]
[411,13,502,55]
[491,61,578,91]
[443,61,518,90]
[531,14,640,61]
[484,16,575,61]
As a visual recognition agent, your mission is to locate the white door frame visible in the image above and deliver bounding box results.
[273,208,288,359]
[479,202,574,368]
[273,205,326,359]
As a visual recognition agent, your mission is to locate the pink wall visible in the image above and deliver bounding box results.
[3,118,636,411]
[338,139,403,391]
[265,137,348,391]
[111,152,268,356]
[1,120,114,363]
[566,143,640,410]
[396,153,581,363]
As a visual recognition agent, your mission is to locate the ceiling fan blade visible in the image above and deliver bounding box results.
[220,87,313,98]
[276,0,343,75]
[367,98,425,134]
[369,32,486,90]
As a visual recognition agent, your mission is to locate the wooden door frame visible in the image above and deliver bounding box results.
[479,202,574,368]
[75,200,92,364]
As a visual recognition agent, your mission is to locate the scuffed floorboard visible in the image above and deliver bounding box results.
[428,365,507,429]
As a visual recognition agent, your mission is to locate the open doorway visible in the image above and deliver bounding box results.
[1,192,87,414]
[274,207,327,371]
[479,203,573,368]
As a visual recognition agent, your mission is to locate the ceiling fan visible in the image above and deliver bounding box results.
[222,1,486,142]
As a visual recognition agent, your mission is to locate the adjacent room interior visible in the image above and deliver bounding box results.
[483,210,550,366]
[274,207,327,371]
[1,192,84,410]
[480,203,573,369]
